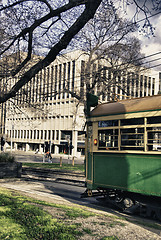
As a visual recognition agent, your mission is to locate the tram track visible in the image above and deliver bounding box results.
[22,167,85,187]
[21,167,161,224]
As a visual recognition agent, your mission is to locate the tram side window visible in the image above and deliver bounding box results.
[147,116,161,124]
[120,118,144,126]
[147,127,161,151]
[121,128,144,150]
[98,129,118,150]
[98,120,118,127]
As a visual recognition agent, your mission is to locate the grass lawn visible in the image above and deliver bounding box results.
[22,162,85,173]
[0,187,161,240]
[0,187,91,239]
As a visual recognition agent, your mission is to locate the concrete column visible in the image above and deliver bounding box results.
[14,143,18,151]
[39,144,42,153]
[72,130,78,157]
[55,145,59,154]
[26,143,30,152]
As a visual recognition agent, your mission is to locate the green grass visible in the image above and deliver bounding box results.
[83,228,93,234]
[101,237,120,240]
[0,187,86,240]
[1,187,160,240]
[22,162,85,173]
[65,208,94,219]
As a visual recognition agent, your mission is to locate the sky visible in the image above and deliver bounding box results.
[139,14,161,56]
[123,2,161,73]
[136,14,161,79]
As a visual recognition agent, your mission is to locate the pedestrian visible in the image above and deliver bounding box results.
[35,149,39,154]
[48,152,52,163]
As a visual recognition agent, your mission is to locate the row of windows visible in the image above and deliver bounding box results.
[4,60,157,109]
[97,116,161,151]
[98,116,160,127]
[7,115,73,121]
[7,129,86,142]
[88,68,156,102]
[6,61,76,105]
[7,100,74,108]
[7,130,60,141]
[98,127,161,151]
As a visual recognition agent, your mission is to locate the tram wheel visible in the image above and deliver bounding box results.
[123,198,134,209]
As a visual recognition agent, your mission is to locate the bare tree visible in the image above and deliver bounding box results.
[0,0,159,105]
[0,0,102,103]
[64,1,145,116]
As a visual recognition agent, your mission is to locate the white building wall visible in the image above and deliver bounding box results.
[4,50,160,155]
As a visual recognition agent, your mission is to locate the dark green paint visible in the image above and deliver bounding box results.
[86,152,161,197]
[86,152,92,180]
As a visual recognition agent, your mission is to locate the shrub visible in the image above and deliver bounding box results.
[0,153,15,163]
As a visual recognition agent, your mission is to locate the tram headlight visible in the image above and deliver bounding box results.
[94,139,98,145]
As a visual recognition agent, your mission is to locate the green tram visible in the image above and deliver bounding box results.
[85,94,161,216]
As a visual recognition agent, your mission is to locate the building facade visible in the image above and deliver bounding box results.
[4,50,160,156]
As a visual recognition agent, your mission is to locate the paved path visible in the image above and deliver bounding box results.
[12,151,85,164]
[0,178,96,207]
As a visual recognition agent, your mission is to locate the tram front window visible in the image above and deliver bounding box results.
[98,129,118,150]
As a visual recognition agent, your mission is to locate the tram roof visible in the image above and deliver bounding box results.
[90,95,161,117]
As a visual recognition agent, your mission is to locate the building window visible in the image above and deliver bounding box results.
[80,60,85,96]
[30,130,33,139]
[44,130,47,140]
[41,130,43,140]
[34,130,36,139]
[72,60,75,91]
[52,130,55,140]
[21,130,23,139]
[54,65,58,100]
[48,130,51,140]
[152,78,155,95]
[58,64,62,99]
[144,76,147,96]
[50,66,54,100]
[27,130,29,139]
[62,63,66,99]
[47,67,50,101]
[56,130,59,140]
[15,130,17,138]
[148,77,151,96]
[67,62,70,98]
[37,130,39,140]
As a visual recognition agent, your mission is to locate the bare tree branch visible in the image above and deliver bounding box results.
[0,0,102,103]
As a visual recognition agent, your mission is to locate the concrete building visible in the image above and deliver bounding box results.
[4,50,160,156]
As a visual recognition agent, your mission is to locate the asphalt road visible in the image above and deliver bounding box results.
[0,178,97,207]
